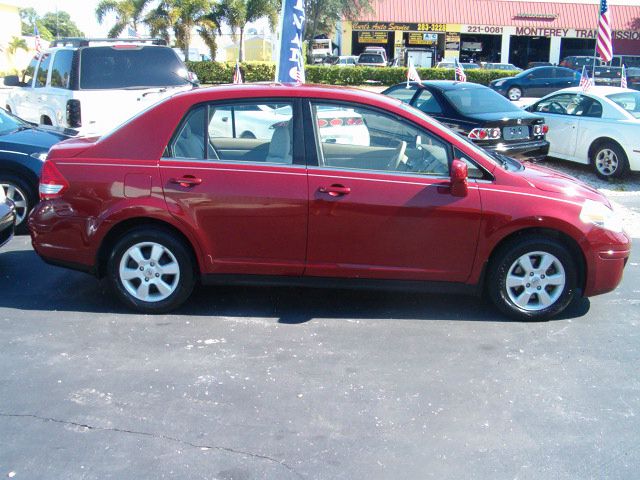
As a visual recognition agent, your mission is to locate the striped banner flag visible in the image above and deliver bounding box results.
[34,24,42,54]
[579,66,593,92]
[233,61,243,84]
[621,64,627,88]
[596,0,613,63]
[454,58,466,82]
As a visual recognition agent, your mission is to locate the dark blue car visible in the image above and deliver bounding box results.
[0,108,72,232]
[489,66,580,101]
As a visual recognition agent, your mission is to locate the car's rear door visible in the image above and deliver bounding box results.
[159,98,308,276]
[304,99,483,282]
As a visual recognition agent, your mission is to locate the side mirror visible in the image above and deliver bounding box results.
[450,158,468,197]
[2,75,20,87]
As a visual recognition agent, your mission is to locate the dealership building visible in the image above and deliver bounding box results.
[338,0,640,67]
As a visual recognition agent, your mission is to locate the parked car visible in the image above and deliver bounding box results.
[526,86,640,178]
[5,38,195,137]
[29,85,630,320]
[336,55,358,67]
[363,46,388,63]
[490,66,580,100]
[383,81,549,160]
[0,107,71,232]
[0,183,16,249]
[560,56,603,71]
[527,61,553,69]
[356,53,387,67]
[484,63,522,72]
[626,67,640,91]
[435,61,480,69]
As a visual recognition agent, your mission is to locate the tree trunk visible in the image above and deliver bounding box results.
[239,26,245,62]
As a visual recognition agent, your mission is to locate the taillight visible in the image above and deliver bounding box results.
[533,124,549,136]
[39,161,69,200]
[66,99,82,128]
[468,128,500,140]
[329,118,343,126]
[346,117,363,125]
[317,118,328,127]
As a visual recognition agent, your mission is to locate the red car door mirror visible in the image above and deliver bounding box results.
[450,158,468,197]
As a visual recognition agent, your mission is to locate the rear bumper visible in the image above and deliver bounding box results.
[483,139,550,160]
[0,201,16,248]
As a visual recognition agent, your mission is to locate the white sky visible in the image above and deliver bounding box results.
[20,0,117,37]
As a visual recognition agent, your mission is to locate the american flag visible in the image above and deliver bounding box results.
[454,58,466,82]
[406,58,421,88]
[34,24,41,54]
[621,64,627,88]
[579,66,593,92]
[596,0,613,63]
[233,61,243,84]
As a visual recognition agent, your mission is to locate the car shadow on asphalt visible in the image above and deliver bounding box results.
[0,248,590,323]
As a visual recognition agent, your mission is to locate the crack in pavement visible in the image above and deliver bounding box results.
[0,412,303,478]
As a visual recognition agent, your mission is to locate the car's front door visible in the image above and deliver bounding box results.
[160,99,308,276]
[526,67,553,97]
[304,100,483,283]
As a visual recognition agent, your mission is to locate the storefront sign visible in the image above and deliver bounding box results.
[358,31,389,43]
[461,24,640,39]
[462,25,504,35]
[352,22,446,32]
[408,32,438,45]
[445,32,460,50]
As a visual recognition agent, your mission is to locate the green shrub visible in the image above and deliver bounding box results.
[186,61,517,86]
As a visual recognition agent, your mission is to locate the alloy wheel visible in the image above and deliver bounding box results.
[118,241,181,302]
[1,183,29,226]
[505,251,566,311]
[507,87,522,101]
[595,148,619,177]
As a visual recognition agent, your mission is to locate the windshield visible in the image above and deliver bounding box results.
[606,92,640,118]
[444,86,523,115]
[358,54,383,63]
[80,46,189,89]
[0,108,28,135]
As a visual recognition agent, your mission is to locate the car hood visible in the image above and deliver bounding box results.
[0,126,70,152]
[519,161,605,203]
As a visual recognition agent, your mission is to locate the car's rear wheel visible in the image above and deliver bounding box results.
[591,141,629,179]
[507,86,522,101]
[0,175,36,234]
[107,227,195,313]
[488,236,578,321]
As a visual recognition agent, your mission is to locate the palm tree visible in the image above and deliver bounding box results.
[145,0,217,61]
[96,0,153,38]
[7,37,29,56]
[217,0,279,62]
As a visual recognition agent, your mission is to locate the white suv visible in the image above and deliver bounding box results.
[6,38,195,136]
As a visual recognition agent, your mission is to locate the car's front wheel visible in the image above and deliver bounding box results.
[0,175,36,234]
[107,227,196,313]
[488,236,578,321]
[507,86,522,101]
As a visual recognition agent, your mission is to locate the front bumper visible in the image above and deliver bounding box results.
[583,230,632,297]
[0,201,16,248]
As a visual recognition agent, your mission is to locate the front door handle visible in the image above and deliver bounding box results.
[319,184,350,196]
[170,175,202,187]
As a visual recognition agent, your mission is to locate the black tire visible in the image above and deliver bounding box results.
[507,86,522,101]
[0,175,36,234]
[487,236,578,321]
[591,141,629,179]
[107,227,196,313]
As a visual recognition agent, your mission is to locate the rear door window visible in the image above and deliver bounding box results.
[34,53,52,88]
[414,90,444,114]
[80,46,189,89]
[50,50,74,89]
[22,56,38,86]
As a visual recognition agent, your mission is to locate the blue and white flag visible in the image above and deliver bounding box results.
[275,0,305,83]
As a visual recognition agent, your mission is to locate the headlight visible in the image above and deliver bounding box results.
[579,199,624,233]
[493,80,505,87]
[30,152,48,161]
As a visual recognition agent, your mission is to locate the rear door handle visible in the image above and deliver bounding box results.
[170,175,202,187]
[319,184,350,196]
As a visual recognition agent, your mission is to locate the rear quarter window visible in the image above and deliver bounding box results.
[79,46,189,89]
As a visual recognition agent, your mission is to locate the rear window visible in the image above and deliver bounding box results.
[444,86,522,115]
[79,46,189,89]
[607,92,640,118]
[358,54,384,63]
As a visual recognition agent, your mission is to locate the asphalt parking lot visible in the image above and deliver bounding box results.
[0,232,638,480]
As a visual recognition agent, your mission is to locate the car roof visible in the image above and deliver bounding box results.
[402,80,485,91]
[552,86,634,97]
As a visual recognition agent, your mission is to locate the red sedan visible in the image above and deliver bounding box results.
[29,85,631,320]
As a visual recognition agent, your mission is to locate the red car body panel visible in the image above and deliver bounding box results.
[29,84,631,299]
